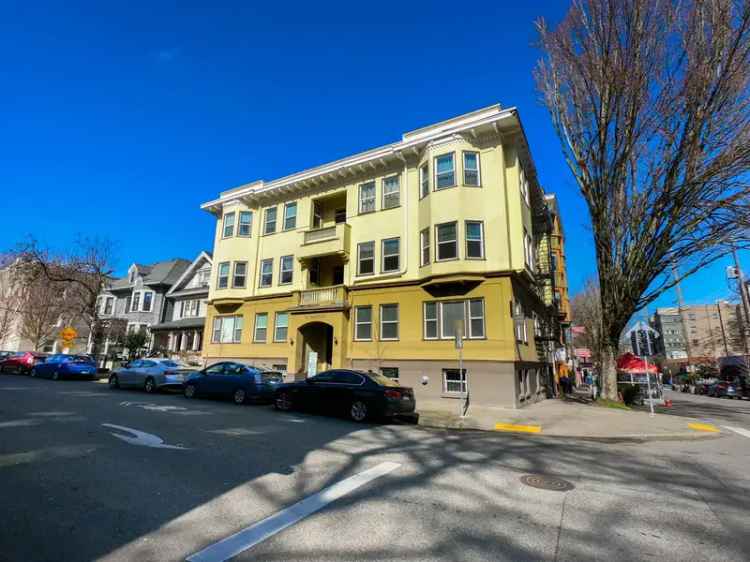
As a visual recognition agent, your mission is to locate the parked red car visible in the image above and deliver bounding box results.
[0,352,48,375]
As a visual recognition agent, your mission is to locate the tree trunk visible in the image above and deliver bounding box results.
[601,343,619,400]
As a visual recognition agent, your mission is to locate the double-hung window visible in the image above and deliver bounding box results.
[212,315,243,343]
[354,306,372,340]
[283,202,297,230]
[359,181,376,214]
[104,297,114,315]
[217,262,230,289]
[259,259,273,287]
[380,304,399,340]
[264,207,277,235]
[142,291,153,312]
[382,176,400,209]
[254,313,268,342]
[436,222,458,260]
[381,238,400,272]
[523,228,534,269]
[274,312,289,342]
[424,299,485,340]
[463,151,480,186]
[465,221,484,259]
[443,368,467,394]
[131,291,141,312]
[419,163,429,198]
[238,211,252,236]
[357,241,375,275]
[279,255,293,285]
[222,212,236,238]
[435,153,455,189]
[420,228,430,266]
[520,166,530,206]
[514,301,527,343]
[232,262,247,288]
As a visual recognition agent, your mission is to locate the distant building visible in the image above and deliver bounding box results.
[652,308,688,360]
[682,301,744,360]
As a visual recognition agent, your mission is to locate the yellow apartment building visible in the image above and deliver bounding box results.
[200,104,568,408]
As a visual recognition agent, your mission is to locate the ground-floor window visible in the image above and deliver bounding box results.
[380,367,399,381]
[519,369,531,400]
[443,368,467,394]
[212,316,243,344]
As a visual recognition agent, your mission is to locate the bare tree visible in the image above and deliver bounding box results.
[536,0,750,399]
[570,278,605,369]
[15,265,70,351]
[18,236,116,357]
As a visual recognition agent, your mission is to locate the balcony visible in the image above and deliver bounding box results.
[292,285,349,312]
[298,223,351,262]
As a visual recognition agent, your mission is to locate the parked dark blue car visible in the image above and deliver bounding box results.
[182,362,283,405]
[30,354,97,380]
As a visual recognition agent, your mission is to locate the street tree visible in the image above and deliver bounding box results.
[536,0,750,399]
[569,278,604,370]
[0,254,24,346]
[15,264,70,351]
[18,236,117,357]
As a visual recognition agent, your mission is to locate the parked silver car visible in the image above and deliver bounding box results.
[108,358,198,393]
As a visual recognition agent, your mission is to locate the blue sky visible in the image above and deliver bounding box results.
[0,1,742,310]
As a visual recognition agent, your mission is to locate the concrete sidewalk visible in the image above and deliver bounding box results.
[415,395,723,441]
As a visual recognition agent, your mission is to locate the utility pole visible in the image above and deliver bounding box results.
[731,246,750,356]
[716,301,730,356]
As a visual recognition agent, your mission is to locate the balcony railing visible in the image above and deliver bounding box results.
[295,285,348,309]
[298,223,351,261]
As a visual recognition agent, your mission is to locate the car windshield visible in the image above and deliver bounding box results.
[365,372,400,387]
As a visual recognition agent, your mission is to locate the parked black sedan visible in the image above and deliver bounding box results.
[273,369,416,422]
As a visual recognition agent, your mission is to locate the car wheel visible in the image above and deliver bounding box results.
[30,368,37,378]
[184,384,197,399]
[350,400,368,422]
[109,375,119,389]
[52,371,60,381]
[233,388,247,405]
[275,392,293,411]
[144,378,156,394]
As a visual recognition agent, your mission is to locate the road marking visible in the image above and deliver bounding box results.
[102,423,189,450]
[722,425,750,439]
[0,419,43,429]
[688,422,720,433]
[495,423,542,434]
[186,461,401,562]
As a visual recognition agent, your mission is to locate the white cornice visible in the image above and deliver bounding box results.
[200,105,520,213]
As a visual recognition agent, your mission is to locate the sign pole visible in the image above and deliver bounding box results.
[455,319,466,418]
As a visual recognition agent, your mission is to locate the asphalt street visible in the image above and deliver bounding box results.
[1,376,749,562]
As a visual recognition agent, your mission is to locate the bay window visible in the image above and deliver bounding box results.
[436,222,458,260]
[435,153,455,189]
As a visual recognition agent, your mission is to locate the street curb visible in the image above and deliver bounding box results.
[415,413,726,442]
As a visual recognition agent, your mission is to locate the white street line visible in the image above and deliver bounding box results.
[722,425,750,439]
[102,423,189,450]
[186,461,401,562]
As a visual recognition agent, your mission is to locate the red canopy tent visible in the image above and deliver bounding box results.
[616,352,659,374]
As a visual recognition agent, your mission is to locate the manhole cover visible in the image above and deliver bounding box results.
[520,474,575,492]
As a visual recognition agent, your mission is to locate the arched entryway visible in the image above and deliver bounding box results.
[297,321,334,377]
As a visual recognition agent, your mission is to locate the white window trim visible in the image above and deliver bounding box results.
[283,202,297,230]
[357,241,375,276]
[423,302,439,340]
[420,228,430,267]
[423,299,486,341]
[463,151,481,187]
[217,262,230,290]
[435,221,459,261]
[382,175,400,209]
[279,255,294,285]
[253,313,268,343]
[222,212,236,238]
[273,312,289,342]
[434,152,456,190]
[238,211,253,237]
[359,181,376,214]
[141,290,154,313]
[232,261,247,289]
[212,315,243,344]
[468,298,485,339]
[354,306,373,341]
[419,163,429,199]
[264,207,277,235]
[379,304,399,341]
[381,237,400,273]
[259,258,273,288]
[465,220,485,259]
[443,368,467,395]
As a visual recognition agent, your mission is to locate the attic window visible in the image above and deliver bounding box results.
[129,269,136,283]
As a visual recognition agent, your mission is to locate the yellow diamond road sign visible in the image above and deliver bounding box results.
[60,327,77,342]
